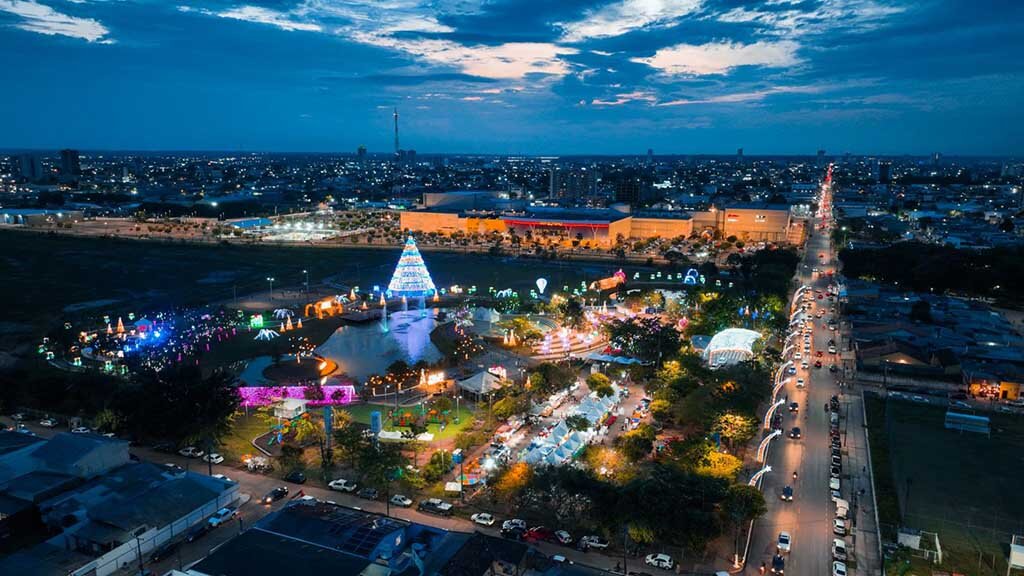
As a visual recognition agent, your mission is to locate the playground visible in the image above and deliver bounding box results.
[345,402,475,442]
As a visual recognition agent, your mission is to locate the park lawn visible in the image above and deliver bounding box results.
[341,402,476,442]
[869,397,1024,576]
[220,413,270,462]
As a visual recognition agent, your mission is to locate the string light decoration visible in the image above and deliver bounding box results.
[386,236,437,298]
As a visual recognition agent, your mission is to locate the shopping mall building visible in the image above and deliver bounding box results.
[399,192,804,246]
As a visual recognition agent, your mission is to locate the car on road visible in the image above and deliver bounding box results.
[832,561,848,576]
[149,540,181,562]
[833,518,847,535]
[70,426,90,434]
[832,539,848,561]
[786,366,797,375]
[203,453,224,464]
[262,486,288,504]
[471,513,495,526]
[525,526,557,543]
[796,378,805,388]
[830,489,842,501]
[357,487,379,500]
[781,486,794,501]
[39,418,58,428]
[390,494,413,508]
[831,455,842,466]
[788,402,799,412]
[178,446,204,458]
[793,352,802,360]
[644,553,674,570]
[555,530,573,545]
[830,466,841,478]
[777,531,791,553]
[284,470,307,484]
[152,442,177,454]
[789,427,801,439]
[912,395,926,403]
[579,535,609,550]
[211,473,233,483]
[771,553,785,573]
[207,507,237,528]
[328,479,358,492]
[950,400,971,409]
[830,477,841,491]
[185,522,211,543]
[418,498,453,516]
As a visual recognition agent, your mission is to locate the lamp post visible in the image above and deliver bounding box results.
[303,269,309,293]
[266,276,275,300]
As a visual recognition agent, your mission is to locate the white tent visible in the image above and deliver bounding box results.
[456,371,504,398]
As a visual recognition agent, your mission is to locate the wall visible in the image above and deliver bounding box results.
[400,211,465,235]
[69,484,239,576]
[628,217,692,240]
[720,208,791,241]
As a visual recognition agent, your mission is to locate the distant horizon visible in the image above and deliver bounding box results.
[2,147,1018,160]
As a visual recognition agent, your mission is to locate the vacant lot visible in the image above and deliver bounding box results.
[868,396,1024,575]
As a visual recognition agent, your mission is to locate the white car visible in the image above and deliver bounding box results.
[211,474,234,483]
[203,453,224,464]
[832,561,848,576]
[470,513,495,526]
[207,507,237,528]
[70,426,90,434]
[328,479,358,492]
[796,378,805,388]
[832,538,848,561]
[39,418,58,428]
[390,494,413,508]
[833,518,847,535]
[644,553,674,570]
[179,447,204,458]
[777,531,791,553]
[794,352,802,360]
[830,477,841,491]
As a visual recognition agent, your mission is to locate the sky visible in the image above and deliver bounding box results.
[1,0,1022,155]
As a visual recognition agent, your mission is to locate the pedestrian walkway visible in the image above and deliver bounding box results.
[841,391,882,573]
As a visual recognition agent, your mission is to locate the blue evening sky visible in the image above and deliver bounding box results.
[1,0,1021,155]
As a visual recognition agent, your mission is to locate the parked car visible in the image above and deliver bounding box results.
[832,561,847,576]
[152,442,177,454]
[644,553,674,570]
[525,526,557,543]
[471,513,495,526]
[357,487,379,500]
[579,535,609,550]
[390,494,413,508]
[830,466,841,478]
[833,518,847,535]
[185,523,211,543]
[262,486,289,504]
[554,530,573,545]
[202,453,224,464]
[39,418,58,428]
[207,507,237,528]
[418,498,453,516]
[178,446,204,458]
[211,474,233,483]
[328,479,358,492]
[832,538,848,561]
[149,540,181,562]
[284,470,306,484]
[70,426,90,434]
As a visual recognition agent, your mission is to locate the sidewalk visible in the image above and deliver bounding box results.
[842,391,882,574]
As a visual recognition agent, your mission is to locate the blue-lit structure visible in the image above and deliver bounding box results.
[387,236,436,298]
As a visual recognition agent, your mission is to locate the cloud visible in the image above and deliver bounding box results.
[559,0,702,42]
[656,84,832,106]
[634,40,800,75]
[214,5,322,32]
[591,90,658,106]
[0,0,111,42]
[717,0,903,36]
[353,33,578,79]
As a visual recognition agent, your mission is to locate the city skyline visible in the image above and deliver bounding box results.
[2,0,1022,155]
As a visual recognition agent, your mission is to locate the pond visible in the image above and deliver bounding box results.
[314,308,442,381]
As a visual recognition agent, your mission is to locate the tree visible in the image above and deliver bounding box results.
[722,484,768,562]
[493,462,533,500]
[565,414,591,431]
[492,394,529,420]
[528,363,576,397]
[586,373,614,398]
[292,415,333,474]
[617,424,656,462]
[557,297,586,330]
[279,444,304,471]
[649,399,673,422]
[712,412,757,449]
[124,366,240,448]
[423,450,451,482]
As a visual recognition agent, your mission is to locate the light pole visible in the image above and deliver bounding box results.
[303,269,309,293]
[266,276,275,300]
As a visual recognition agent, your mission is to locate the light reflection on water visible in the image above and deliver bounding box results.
[314,308,442,381]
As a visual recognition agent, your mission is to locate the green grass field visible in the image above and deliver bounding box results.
[342,402,475,441]
[868,396,1024,575]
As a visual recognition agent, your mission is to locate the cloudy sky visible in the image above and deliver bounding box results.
[2,0,1021,155]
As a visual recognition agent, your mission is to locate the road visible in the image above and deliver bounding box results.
[745,170,879,575]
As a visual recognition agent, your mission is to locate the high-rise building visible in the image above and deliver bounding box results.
[877,160,891,184]
[549,166,595,200]
[16,154,44,182]
[60,149,81,177]
[612,168,652,206]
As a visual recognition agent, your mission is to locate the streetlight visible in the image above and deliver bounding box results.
[303,269,309,293]
[266,277,275,300]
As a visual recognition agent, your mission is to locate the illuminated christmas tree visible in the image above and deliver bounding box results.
[387,236,436,298]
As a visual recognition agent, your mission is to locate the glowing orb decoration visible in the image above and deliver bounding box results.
[536,278,548,294]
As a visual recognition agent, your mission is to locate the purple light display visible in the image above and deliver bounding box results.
[237,384,357,407]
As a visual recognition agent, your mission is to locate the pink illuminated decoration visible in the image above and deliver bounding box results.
[237,384,357,407]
